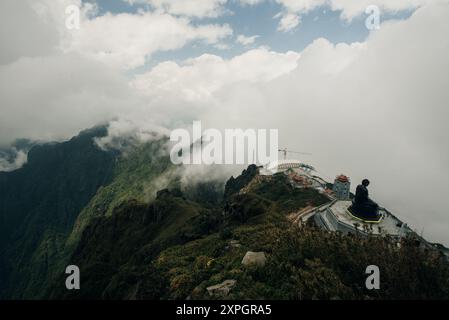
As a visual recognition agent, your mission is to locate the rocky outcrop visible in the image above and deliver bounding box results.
[230,240,241,248]
[206,280,237,297]
[224,164,259,199]
[242,251,267,267]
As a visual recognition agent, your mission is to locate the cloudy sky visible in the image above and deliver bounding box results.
[1,0,448,245]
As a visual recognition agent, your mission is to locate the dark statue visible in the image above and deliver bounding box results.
[349,179,380,221]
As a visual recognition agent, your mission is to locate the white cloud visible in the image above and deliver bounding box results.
[0,149,28,172]
[131,48,300,103]
[124,0,228,18]
[1,0,449,247]
[238,0,264,6]
[275,12,301,32]
[270,0,448,31]
[0,0,234,147]
[236,34,260,45]
[275,0,327,13]
[329,0,448,21]
[214,42,232,50]
[0,1,150,145]
[129,3,449,245]
[231,4,449,245]
[1,0,232,71]
[0,52,140,146]
[65,12,233,70]
[0,0,90,65]
[94,118,170,151]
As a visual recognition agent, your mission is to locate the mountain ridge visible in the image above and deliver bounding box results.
[0,126,117,298]
[1,128,448,300]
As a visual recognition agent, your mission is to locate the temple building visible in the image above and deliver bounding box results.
[260,159,449,260]
[333,175,350,200]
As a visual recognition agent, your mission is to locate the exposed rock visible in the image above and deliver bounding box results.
[206,280,237,297]
[242,251,267,267]
[224,164,259,199]
[230,240,241,248]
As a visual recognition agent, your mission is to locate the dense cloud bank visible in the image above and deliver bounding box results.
[0,1,448,244]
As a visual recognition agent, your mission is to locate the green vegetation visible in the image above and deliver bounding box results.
[48,189,223,299]
[50,163,449,300]
[2,129,448,300]
[0,127,116,299]
[145,174,449,300]
[0,129,176,299]
[66,138,175,248]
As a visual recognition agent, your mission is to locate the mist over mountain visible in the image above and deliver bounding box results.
[2,2,449,247]
[0,127,117,298]
[0,127,448,300]
[1,0,449,302]
[0,126,229,299]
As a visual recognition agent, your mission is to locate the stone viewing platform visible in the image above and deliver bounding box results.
[313,200,411,238]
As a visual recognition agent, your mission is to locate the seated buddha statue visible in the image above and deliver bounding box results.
[349,179,380,221]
